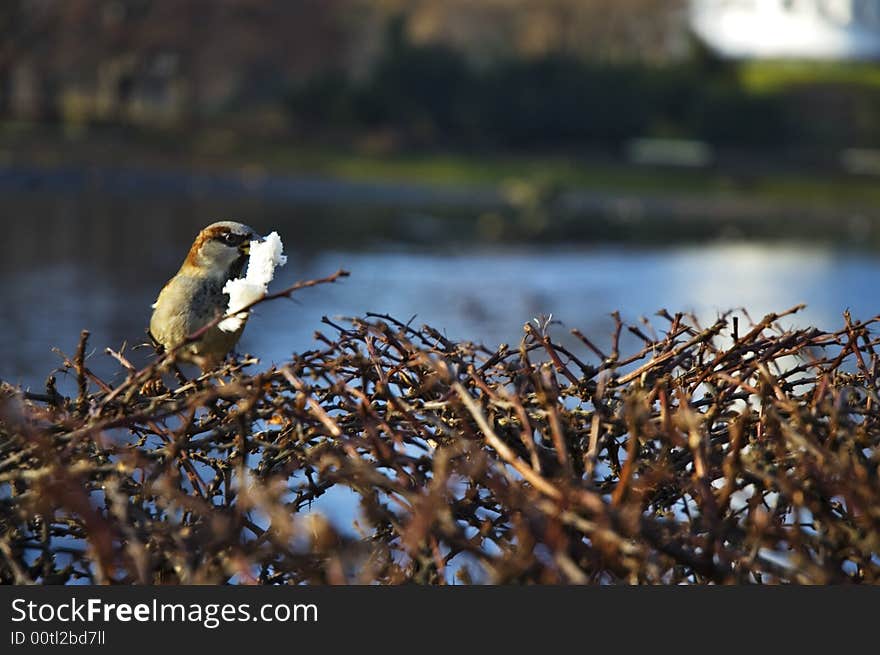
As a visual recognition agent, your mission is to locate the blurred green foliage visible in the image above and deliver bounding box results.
[286,19,880,151]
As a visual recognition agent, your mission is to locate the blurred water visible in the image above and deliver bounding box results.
[2,193,880,392]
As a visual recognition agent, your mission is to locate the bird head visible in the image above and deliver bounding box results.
[184,221,259,280]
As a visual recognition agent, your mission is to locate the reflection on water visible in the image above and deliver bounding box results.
[2,193,880,392]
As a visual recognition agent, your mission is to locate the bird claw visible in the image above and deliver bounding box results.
[139,378,167,397]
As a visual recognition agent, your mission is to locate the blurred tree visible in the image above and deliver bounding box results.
[353,15,476,142]
[361,0,690,64]
[0,0,359,125]
[3,0,879,153]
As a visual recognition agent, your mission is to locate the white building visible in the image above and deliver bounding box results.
[690,0,880,59]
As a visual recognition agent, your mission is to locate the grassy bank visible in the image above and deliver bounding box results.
[4,123,880,210]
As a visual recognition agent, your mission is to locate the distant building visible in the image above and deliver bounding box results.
[690,0,880,59]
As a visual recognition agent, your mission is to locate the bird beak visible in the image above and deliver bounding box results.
[239,234,262,256]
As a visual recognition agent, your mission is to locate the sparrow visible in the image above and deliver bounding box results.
[149,221,259,371]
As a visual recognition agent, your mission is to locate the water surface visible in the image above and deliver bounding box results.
[2,191,878,391]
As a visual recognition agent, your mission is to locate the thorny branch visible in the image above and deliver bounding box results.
[2,281,880,584]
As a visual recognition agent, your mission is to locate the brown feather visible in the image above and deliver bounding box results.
[183,224,231,270]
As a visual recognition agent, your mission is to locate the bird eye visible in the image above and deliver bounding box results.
[223,233,242,246]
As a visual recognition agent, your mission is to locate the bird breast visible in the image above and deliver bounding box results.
[150,273,245,360]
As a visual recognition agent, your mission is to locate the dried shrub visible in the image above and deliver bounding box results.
[2,277,880,584]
